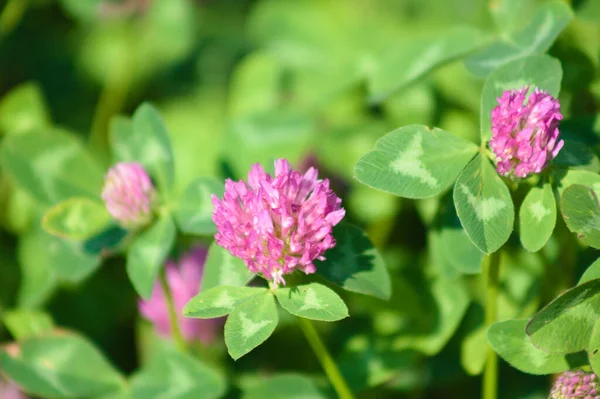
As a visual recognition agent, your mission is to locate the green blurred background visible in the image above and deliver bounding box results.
[1,0,599,397]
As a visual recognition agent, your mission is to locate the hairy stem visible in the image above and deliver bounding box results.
[159,270,187,353]
[297,317,355,399]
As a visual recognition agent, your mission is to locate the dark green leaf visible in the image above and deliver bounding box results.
[317,224,391,300]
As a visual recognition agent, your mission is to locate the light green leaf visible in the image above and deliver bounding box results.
[489,319,587,375]
[556,169,600,200]
[589,319,600,375]
[130,348,226,399]
[561,184,600,249]
[578,258,600,285]
[201,242,255,291]
[241,374,326,399]
[2,310,54,340]
[577,0,600,22]
[184,286,267,319]
[275,283,348,322]
[17,232,59,308]
[42,198,112,241]
[1,128,105,205]
[317,224,391,300]
[173,178,223,235]
[526,279,600,354]
[110,104,175,193]
[224,292,278,360]
[0,332,124,398]
[0,82,50,136]
[453,154,514,254]
[480,55,562,142]
[355,125,478,199]
[465,1,572,77]
[126,214,176,299]
[519,183,556,252]
[461,324,487,376]
[368,27,489,102]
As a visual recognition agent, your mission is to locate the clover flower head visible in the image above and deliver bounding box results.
[101,162,156,229]
[212,158,346,286]
[489,86,563,179]
[550,370,600,399]
[138,246,220,344]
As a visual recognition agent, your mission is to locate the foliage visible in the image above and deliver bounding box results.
[0,0,600,398]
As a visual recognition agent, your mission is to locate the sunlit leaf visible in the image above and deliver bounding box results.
[355,125,478,199]
[519,183,556,252]
[453,154,514,253]
[489,319,586,375]
[184,286,267,319]
[275,283,348,322]
[224,292,278,360]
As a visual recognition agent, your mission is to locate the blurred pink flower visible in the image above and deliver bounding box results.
[490,86,563,179]
[102,162,156,229]
[550,370,600,399]
[138,246,220,344]
[0,378,28,399]
[212,158,345,286]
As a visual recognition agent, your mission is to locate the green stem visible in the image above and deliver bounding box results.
[0,0,27,38]
[483,251,501,399]
[159,270,187,353]
[88,51,132,158]
[297,317,355,399]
